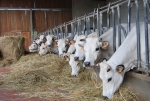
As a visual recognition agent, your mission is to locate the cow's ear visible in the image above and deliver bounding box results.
[103,58,107,62]
[116,65,125,73]
[78,44,84,50]
[69,40,75,45]
[53,42,57,46]
[101,41,109,50]
[65,56,70,61]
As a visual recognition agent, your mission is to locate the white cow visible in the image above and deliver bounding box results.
[57,39,69,56]
[45,34,57,47]
[99,22,149,99]
[79,24,135,67]
[35,35,45,45]
[38,41,58,56]
[64,53,80,76]
[29,41,38,52]
[74,32,97,61]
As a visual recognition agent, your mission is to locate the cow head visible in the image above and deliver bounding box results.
[79,37,109,67]
[35,35,45,45]
[64,53,80,77]
[99,61,125,99]
[45,35,57,47]
[29,41,38,52]
[39,43,50,56]
[57,39,69,57]
[67,40,76,54]
[74,35,86,61]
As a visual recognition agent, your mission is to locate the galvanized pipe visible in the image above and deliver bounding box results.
[117,5,121,47]
[127,0,131,34]
[97,8,100,37]
[135,0,141,68]
[65,23,68,37]
[144,0,149,69]
[0,7,72,11]
[93,8,96,32]
[100,12,103,36]
[83,14,87,35]
[112,7,116,52]
[77,19,81,35]
[86,17,91,35]
[118,25,127,37]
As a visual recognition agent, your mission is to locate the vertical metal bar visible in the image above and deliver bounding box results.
[60,26,63,39]
[77,19,81,35]
[144,0,149,69]
[65,23,68,37]
[107,2,111,30]
[117,6,121,47]
[74,17,78,36]
[97,8,100,37]
[84,14,86,35]
[30,9,33,42]
[56,27,59,39]
[71,22,74,37]
[100,12,103,36]
[135,0,141,68]
[93,8,96,32]
[127,0,131,34]
[86,17,91,35]
[112,7,116,52]
[107,13,110,29]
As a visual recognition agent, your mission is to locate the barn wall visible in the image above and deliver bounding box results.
[72,0,106,18]
[0,0,72,51]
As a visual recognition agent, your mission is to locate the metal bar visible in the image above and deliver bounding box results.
[112,7,116,52]
[118,25,127,37]
[97,8,100,37]
[0,7,72,11]
[74,17,77,36]
[86,17,91,35]
[117,5,121,47]
[127,0,131,34]
[135,0,141,68]
[83,14,86,35]
[30,9,33,42]
[100,12,103,36]
[60,26,63,39]
[77,19,81,35]
[93,8,96,32]
[144,0,149,69]
[65,23,68,37]
[107,13,110,30]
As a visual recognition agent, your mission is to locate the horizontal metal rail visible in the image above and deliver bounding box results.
[0,7,72,11]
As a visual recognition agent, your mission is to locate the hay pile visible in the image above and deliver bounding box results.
[0,53,141,101]
[0,36,25,67]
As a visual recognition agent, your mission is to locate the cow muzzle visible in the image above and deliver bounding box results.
[84,62,90,67]
[74,57,79,61]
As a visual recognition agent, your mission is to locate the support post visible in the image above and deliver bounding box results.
[30,9,33,42]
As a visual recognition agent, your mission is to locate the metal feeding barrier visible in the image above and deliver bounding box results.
[38,0,150,71]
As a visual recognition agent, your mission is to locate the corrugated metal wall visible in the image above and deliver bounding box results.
[0,0,72,51]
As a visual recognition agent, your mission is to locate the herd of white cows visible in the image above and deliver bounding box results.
[29,22,150,99]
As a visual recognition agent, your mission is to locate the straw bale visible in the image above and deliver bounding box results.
[0,53,141,101]
[0,36,25,67]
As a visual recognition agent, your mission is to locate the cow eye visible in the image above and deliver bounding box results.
[43,48,45,49]
[95,48,99,51]
[108,78,112,82]
[65,44,67,47]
